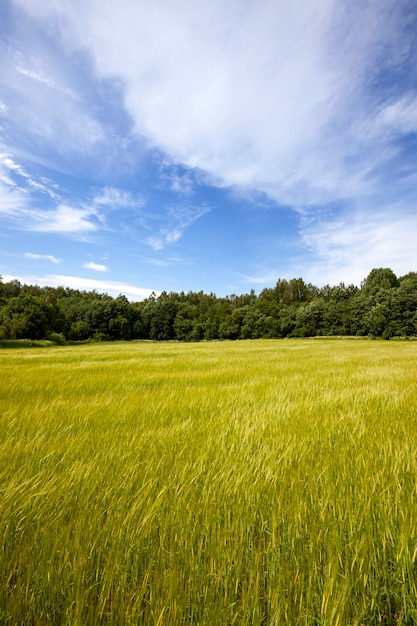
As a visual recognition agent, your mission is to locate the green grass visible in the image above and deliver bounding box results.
[0,339,55,348]
[1,339,417,625]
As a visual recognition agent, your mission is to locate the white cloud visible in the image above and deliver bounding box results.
[0,174,16,187]
[15,0,413,205]
[83,261,108,272]
[30,204,99,233]
[237,271,282,286]
[0,154,29,178]
[1,34,106,157]
[93,187,140,208]
[92,187,146,213]
[0,156,101,234]
[145,236,164,252]
[0,177,28,216]
[159,162,197,196]
[16,66,58,90]
[15,65,78,99]
[0,153,59,200]
[378,94,417,136]
[298,204,417,286]
[25,252,61,264]
[145,203,210,250]
[140,255,189,267]
[2,273,158,301]
[167,172,194,196]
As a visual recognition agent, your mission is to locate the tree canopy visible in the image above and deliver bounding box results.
[1,269,416,342]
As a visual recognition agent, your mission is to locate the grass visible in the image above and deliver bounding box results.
[0,339,55,348]
[1,339,417,624]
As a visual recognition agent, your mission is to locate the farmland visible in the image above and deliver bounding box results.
[1,339,417,624]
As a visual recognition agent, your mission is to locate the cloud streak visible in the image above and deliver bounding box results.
[2,273,158,301]
[83,261,108,272]
[25,253,61,264]
[145,203,210,251]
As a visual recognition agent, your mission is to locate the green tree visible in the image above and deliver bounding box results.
[2,293,56,339]
[361,268,398,295]
[149,300,178,341]
[391,274,417,336]
[70,320,91,341]
[294,300,327,337]
[366,303,393,338]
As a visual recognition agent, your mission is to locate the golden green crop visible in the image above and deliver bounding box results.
[1,339,417,625]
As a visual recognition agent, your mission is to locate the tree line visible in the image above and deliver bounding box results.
[1,268,416,343]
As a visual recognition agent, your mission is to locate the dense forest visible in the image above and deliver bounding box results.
[1,268,417,343]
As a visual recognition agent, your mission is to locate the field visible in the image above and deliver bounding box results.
[1,339,417,625]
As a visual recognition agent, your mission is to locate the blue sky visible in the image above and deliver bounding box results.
[1,0,416,300]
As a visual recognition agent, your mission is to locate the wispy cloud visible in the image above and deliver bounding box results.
[0,182,25,216]
[11,1,415,214]
[1,28,107,160]
[377,94,417,137]
[93,187,142,209]
[83,261,108,272]
[25,252,61,264]
[0,154,105,234]
[145,203,210,250]
[15,65,78,99]
[29,204,100,233]
[0,153,60,200]
[1,154,30,178]
[2,273,158,301]
[158,161,198,196]
[298,203,417,286]
[20,1,410,198]
[236,271,282,286]
[0,174,16,187]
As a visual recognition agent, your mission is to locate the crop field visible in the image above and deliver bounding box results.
[1,339,417,625]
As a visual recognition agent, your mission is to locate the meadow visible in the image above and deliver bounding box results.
[1,338,417,625]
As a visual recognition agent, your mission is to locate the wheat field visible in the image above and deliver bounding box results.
[1,339,417,625]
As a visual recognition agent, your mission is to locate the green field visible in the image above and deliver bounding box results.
[1,339,417,625]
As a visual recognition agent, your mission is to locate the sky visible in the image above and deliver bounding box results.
[1,0,417,300]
